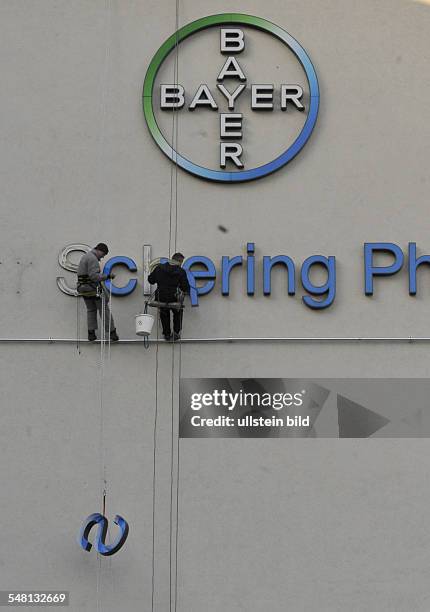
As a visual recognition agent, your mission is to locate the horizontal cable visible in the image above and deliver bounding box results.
[0,337,429,344]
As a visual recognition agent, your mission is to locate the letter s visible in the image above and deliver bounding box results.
[294,393,303,406]
[57,244,91,297]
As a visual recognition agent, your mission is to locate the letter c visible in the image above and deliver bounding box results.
[103,256,138,296]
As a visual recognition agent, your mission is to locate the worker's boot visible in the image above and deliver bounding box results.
[173,332,181,341]
[110,329,119,342]
[88,330,97,342]
[164,333,172,342]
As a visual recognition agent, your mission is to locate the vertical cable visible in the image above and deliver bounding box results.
[169,0,180,259]
[151,310,160,612]
[96,0,112,231]
[100,289,107,508]
[169,330,176,612]
[169,4,180,608]
[97,289,108,610]
[174,337,182,612]
[95,2,111,610]
[174,0,180,254]
[107,282,113,359]
[76,295,81,355]
[97,290,105,612]
[104,281,116,603]
[172,3,181,610]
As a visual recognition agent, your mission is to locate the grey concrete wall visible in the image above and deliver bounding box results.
[1,1,430,610]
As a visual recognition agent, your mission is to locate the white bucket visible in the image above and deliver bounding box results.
[135,313,155,336]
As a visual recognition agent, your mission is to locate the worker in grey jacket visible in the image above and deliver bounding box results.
[77,243,119,342]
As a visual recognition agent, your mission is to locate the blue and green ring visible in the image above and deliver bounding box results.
[143,13,319,183]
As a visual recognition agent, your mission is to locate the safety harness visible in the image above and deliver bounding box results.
[77,274,101,298]
[147,288,185,312]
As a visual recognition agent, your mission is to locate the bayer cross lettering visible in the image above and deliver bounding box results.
[143,14,319,182]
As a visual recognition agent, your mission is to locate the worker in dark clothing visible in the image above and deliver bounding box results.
[148,252,190,341]
[76,243,119,342]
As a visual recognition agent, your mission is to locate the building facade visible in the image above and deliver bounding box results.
[1,1,430,610]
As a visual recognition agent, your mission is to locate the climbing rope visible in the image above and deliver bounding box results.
[97,290,105,611]
[169,326,176,612]
[169,3,181,609]
[151,307,160,612]
[107,281,113,359]
[100,288,108,510]
[89,0,112,609]
[168,0,180,260]
[174,332,182,612]
[76,295,81,355]
[104,282,115,598]
[150,3,183,610]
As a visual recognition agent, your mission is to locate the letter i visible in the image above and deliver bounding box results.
[247,242,255,295]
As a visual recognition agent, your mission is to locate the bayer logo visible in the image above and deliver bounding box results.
[143,14,319,183]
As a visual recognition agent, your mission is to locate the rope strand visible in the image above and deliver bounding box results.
[172,3,181,610]
[151,310,160,612]
[174,337,182,612]
[76,295,81,355]
[95,1,112,609]
[169,3,182,608]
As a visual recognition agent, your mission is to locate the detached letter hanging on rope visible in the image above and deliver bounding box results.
[78,513,129,556]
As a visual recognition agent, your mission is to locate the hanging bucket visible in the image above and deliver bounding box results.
[135,313,154,336]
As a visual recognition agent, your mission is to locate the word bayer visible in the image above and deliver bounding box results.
[161,29,304,169]
[57,242,429,310]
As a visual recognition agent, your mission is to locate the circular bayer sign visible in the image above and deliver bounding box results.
[143,14,319,183]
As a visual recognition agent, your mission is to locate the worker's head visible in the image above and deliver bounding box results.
[172,252,185,266]
[94,243,109,260]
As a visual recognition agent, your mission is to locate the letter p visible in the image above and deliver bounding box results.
[364,243,404,295]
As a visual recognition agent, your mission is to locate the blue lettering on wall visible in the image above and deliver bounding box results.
[262,255,296,295]
[301,255,336,309]
[408,242,430,295]
[61,241,430,309]
[364,243,404,295]
[103,256,138,296]
[183,256,216,307]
